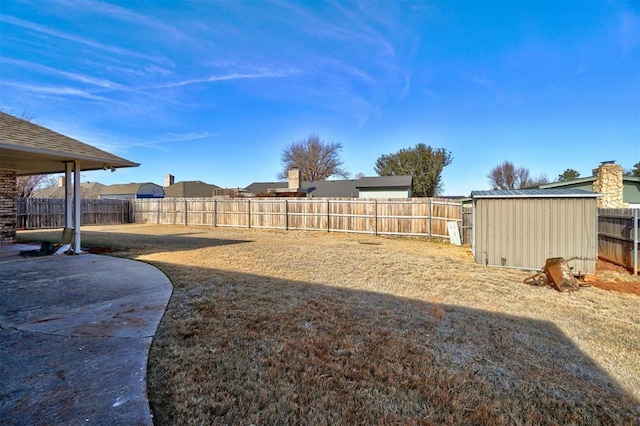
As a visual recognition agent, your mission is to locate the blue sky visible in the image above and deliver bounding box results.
[1,0,638,195]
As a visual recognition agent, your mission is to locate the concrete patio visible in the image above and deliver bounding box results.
[0,244,172,425]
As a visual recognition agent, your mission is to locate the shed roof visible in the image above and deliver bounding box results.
[0,112,139,175]
[471,188,601,199]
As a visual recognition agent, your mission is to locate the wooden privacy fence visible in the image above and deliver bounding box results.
[598,208,639,274]
[17,198,133,229]
[133,197,465,241]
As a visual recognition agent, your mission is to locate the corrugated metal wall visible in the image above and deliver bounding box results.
[473,197,597,274]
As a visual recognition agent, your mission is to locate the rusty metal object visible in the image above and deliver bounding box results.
[543,257,580,292]
[524,257,587,291]
[523,271,549,287]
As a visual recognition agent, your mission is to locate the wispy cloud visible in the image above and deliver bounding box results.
[0,57,126,90]
[0,80,114,102]
[0,14,165,63]
[53,0,196,45]
[118,131,222,152]
[150,71,296,89]
[274,1,396,58]
[459,71,494,89]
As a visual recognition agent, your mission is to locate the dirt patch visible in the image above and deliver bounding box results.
[588,280,640,297]
[587,259,640,297]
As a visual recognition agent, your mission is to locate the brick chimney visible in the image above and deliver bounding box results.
[288,168,301,190]
[592,161,627,208]
[165,174,175,187]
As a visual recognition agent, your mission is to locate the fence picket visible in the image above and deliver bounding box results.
[132,197,466,242]
[598,208,639,274]
[17,197,468,243]
[17,198,132,229]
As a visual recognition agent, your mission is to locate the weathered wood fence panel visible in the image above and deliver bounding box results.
[133,197,466,242]
[598,208,639,274]
[17,198,132,229]
[288,199,327,231]
[462,204,473,245]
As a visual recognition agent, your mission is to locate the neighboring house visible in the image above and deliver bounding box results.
[356,176,413,198]
[31,178,105,199]
[536,161,640,208]
[164,180,221,198]
[99,183,164,200]
[246,171,413,199]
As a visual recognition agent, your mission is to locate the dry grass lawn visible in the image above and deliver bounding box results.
[19,224,640,425]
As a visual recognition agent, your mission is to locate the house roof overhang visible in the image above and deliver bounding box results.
[0,112,139,176]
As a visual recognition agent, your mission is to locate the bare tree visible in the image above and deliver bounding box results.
[280,134,349,180]
[2,108,36,122]
[488,161,547,189]
[528,174,550,187]
[17,175,56,198]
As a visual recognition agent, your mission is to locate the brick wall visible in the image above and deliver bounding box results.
[0,169,17,244]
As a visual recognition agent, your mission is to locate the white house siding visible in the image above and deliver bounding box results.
[358,189,410,199]
[138,183,165,198]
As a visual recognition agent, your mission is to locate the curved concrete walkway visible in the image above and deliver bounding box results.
[0,248,172,425]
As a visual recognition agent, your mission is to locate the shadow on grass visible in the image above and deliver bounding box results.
[145,260,639,425]
[17,228,252,254]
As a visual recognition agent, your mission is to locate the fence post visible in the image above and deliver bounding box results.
[459,201,463,245]
[285,199,289,230]
[634,209,638,275]
[184,199,188,226]
[247,199,251,229]
[157,200,160,224]
[327,199,330,232]
[428,198,433,239]
[374,200,378,236]
[213,199,217,227]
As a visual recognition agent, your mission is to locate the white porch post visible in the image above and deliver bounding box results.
[64,162,73,229]
[72,160,82,253]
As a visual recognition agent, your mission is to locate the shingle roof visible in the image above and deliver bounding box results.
[0,112,139,175]
[245,181,288,195]
[245,175,413,198]
[471,189,601,199]
[355,175,412,188]
[31,182,105,199]
[100,183,157,195]
[164,181,221,198]
[304,180,360,197]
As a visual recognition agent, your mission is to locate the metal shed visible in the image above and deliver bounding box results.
[471,189,600,275]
